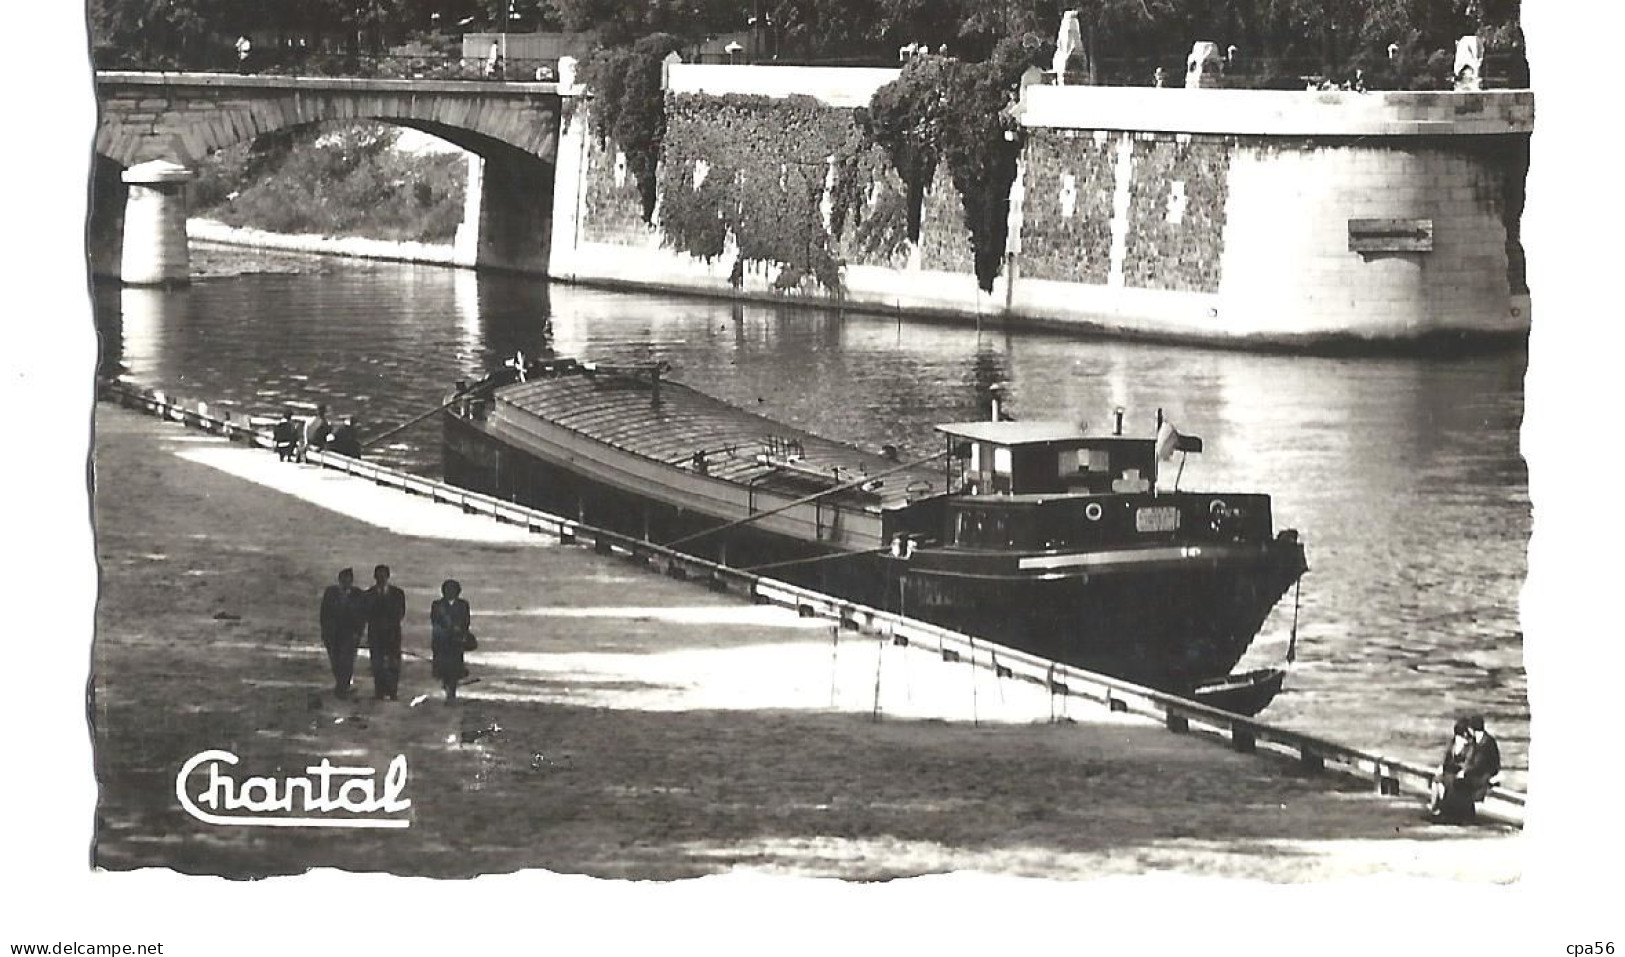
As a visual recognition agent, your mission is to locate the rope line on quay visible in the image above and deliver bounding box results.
[95,377,1528,828]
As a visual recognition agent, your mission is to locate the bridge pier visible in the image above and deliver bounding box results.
[88,158,127,281]
[119,160,194,286]
[454,150,552,275]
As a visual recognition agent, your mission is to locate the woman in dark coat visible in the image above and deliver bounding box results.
[1428,718,1476,822]
[430,579,472,703]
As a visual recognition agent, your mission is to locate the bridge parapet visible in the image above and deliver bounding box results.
[96,70,560,97]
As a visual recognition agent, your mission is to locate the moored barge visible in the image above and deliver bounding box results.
[443,358,1308,708]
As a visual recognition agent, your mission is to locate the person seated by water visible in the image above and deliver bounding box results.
[299,403,331,462]
[328,416,362,458]
[273,410,299,462]
[1460,715,1501,800]
[1429,715,1501,823]
[1427,718,1473,821]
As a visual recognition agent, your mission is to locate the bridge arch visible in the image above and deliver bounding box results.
[91,73,562,283]
[94,73,561,169]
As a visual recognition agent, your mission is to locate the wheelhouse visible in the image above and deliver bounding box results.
[914,420,1270,552]
[936,420,1192,497]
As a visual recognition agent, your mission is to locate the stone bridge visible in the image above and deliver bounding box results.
[91,72,564,283]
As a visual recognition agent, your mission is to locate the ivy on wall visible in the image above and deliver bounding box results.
[866,37,1046,292]
[832,145,912,268]
[576,31,1048,293]
[863,56,952,245]
[579,32,683,221]
[658,92,872,292]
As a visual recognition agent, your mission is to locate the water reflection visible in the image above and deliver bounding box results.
[91,248,1529,787]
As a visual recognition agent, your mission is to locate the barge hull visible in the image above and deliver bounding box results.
[447,411,1303,691]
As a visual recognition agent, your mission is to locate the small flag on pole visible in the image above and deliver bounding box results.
[1155,421,1181,461]
[1156,421,1204,459]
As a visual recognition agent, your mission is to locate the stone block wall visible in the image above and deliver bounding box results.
[1216,138,1519,336]
[1019,131,1117,285]
[1121,134,1231,293]
[549,77,1532,344]
[917,167,975,276]
[580,130,655,246]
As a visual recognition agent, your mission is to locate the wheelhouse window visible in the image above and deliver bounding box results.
[952,508,1018,547]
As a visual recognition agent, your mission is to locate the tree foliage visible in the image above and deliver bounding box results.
[190,122,467,242]
[89,0,225,67]
[659,93,860,292]
[87,0,1525,81]
[543,0,741,46]
[862,54,952,243]
[579,33,685,221]
[866,36,1045,292]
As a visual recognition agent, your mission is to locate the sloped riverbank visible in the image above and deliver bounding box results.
[90,405,1519,880]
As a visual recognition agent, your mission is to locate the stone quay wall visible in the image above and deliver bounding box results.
[547,65,1533,347]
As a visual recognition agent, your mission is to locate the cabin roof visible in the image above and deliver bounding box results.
[935,421,1089,445]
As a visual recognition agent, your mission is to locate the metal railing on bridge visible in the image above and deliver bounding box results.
[98,377,1528,828]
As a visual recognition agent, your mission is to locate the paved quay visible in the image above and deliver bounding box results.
[91,404,1519,880]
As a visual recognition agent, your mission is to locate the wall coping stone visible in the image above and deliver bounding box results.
[1019,85,1533,136]
[665,64,900,108]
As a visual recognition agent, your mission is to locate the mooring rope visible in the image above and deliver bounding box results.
[360,377,499,451]
[738,547,888,574]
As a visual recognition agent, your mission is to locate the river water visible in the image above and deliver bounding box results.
[94,243,1530,789]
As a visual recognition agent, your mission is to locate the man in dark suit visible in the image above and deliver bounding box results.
[319,568,364,697]
[363,564,407,700]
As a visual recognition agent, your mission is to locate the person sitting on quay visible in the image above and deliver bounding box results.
[273,410,299,462]
[363,564,407,701]
[1428,714,1502,823]
[299,403,331,462]
[429,579,474,704]
[319,568,365,698]
[1427,718,1473,821]
[1461,715,1502,798]
[328,416,362,458]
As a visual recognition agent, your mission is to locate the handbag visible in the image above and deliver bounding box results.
[462,631,478,651]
